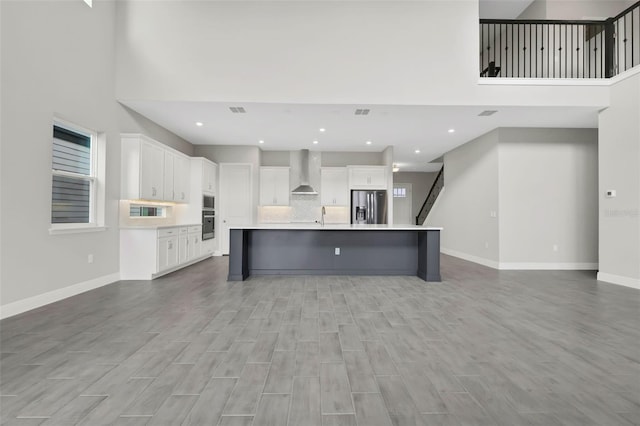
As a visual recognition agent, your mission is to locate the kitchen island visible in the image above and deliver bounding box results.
[228,224,442,282]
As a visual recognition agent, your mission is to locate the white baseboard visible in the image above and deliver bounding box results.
[0,272,120,320]
[499,262,598,270]
[441,248,500,269]
[442,249,599,272]
[597,272,640,290]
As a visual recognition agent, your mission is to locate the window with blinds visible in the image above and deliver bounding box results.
[51,124,95,224]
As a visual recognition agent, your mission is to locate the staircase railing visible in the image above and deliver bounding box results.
[479,0,639,79]
[416,166,444,225]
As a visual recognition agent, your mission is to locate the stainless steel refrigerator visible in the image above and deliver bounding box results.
[351,190,388,224]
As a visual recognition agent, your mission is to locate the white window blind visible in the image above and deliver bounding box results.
[51,125,94,224]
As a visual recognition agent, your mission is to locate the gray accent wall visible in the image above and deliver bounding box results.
[0,0,193,309]
[426,129,500,265]
[598,73,640,285]
[394,172,438,220]
[498,128,598,267]
[427,127,600,270]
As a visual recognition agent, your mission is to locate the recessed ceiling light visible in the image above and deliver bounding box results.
[319,128,326,132]
[366,141,372,145]
[258,140,264,144]
[415,149,421,154]
[313,140,319,144]
[448,129,455,133]
[195,122,203,127]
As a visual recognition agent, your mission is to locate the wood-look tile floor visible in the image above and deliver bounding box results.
[1,255,639,425]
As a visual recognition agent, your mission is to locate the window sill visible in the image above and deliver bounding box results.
[49,225,107,235]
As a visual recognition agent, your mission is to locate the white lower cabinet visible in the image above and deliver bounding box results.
[120,225,209,280]
[187,226,201,260]
[178,229,189,265]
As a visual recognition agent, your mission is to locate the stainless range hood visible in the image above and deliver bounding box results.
[291,149,318,195]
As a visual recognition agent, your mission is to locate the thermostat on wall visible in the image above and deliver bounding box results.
[606,189,616,198]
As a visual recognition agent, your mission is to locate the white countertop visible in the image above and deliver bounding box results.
[230,223,442,231]
[120,223,202,230]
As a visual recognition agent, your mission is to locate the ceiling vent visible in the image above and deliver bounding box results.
[355,109,370,115]
[229,106,246,113]
[478,110,498,116]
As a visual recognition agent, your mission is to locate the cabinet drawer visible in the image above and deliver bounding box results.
[158,228,179,238]
[188,225,202,234]
[179,227,189,235]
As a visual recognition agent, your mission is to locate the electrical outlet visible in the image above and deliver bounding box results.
[335,247,341,255]
[553,244,558,252]
[88,254,94,264]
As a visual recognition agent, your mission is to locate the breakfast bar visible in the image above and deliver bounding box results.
[228,224,442,282]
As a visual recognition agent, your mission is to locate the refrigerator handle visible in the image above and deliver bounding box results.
[367,193,371,224]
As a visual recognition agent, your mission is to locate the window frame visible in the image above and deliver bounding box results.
[49,118,106,234]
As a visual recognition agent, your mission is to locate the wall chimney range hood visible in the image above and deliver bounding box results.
[292,149,318,195]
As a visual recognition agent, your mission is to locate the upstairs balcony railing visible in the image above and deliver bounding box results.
[480,0,639,78]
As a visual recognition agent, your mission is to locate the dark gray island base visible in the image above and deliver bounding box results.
[228,225,441,282]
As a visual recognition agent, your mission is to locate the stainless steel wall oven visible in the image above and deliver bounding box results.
[202,195,215,240]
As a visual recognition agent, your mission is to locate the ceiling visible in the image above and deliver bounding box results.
[479,0,536,19]
[121,0,553,174]
[123,101,599,172]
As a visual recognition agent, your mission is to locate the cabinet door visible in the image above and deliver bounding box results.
[158,236,178,271]
[321,168,348,205]
[164,151,175,202]
[260,167,289,206]
[368,168,387,188]
[259,168,275,205]
[174,155,190,203]
[203,161,217,194]
[178,234,189,264]
[140,141,164,200]
[273,168,290,206]
[349,166,387,189]
[189,233,201,260]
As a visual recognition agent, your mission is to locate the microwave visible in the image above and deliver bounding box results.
[203,195,215,210]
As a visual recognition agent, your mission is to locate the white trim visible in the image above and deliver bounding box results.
[609,66,640,85]
[478,77,611,86]
[0,272,120,320]
[49,225,107,235]
[478,66,640,87]
[596,272,640,290]
[499,262,598,270]
[441,247,500,269]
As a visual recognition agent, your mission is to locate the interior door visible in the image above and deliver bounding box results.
[393,183,412,225]
[220,163,253,255]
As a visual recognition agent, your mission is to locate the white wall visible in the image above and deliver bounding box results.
[426,130,500,266]
[598,73,640,287]
[393,172,438,219]
[114,0,609,108]
[518,0,635,19]
[427,127,600,270]
[498,128,598,268]
[0,0,194,316]
[1,1,121,310]
[193,145,262,223]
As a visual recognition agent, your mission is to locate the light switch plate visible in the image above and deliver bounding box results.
[335,247,340,255]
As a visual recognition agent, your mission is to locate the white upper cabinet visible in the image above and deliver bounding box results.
[173,154,191,203]
[321,167,348,206]
[202,160,217,195]
[121,134,191,203]
[164,150,191,203]
[260,167,290,206]
[121,135,165,201]
[348,166,388,189]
